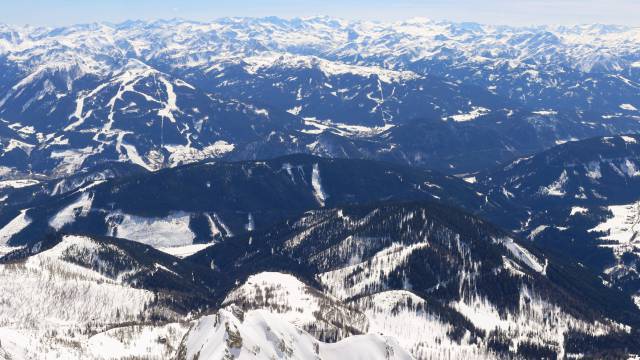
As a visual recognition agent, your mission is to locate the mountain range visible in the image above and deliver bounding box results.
[1,17,640,176]
[2,16,640,359]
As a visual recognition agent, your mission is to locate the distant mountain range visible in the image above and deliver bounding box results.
[1,18,640,176]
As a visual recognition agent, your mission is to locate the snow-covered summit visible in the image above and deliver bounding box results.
[1,17,640,75]
[178,307,413,360]
[223,271,369,341]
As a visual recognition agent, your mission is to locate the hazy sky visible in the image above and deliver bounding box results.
[3,0,640,27]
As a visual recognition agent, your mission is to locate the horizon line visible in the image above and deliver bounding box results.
[1,15,638,30]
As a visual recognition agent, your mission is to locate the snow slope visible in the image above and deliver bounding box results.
[0,209,30,255]
[590,201,640,247]
[223,272,368,341]
[178,307,412,360]
[354,290,491,360]
[0,235,162,358]
[49,191,94,230]
[0,234,226,359]
[106,211,196,248]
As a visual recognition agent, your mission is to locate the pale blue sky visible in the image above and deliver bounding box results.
[3,0,640,27]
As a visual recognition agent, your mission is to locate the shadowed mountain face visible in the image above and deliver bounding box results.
[477,134,640,306]
[0,154,514,250]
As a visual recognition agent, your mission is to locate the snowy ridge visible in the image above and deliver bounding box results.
[248,201,637,358]
[0,235,163,358]
[243,52,420,83]
[1,20,640,356]
[0,53,245,176]
[0,233,227,359]
[223,272,368,341]
[177,307,413,360]
[2,18,640,79]
[2,19,640,177]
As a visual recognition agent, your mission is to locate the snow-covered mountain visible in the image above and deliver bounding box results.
[0,233,410,359]
[189,201,640,359]
[176,306,412,360]
[0,233,227,359]
[3,18,640,81]
[2,155,640,358]
[1,17,640,176]
[3,202,635,358]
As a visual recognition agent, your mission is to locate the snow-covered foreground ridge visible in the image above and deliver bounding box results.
[222,272,369,342]
[178,307,412,360]
[217,268,629,359]
[0,229,636,359]
[213,200,640,358]
[0,235,187,359]
[0,235,411,359]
